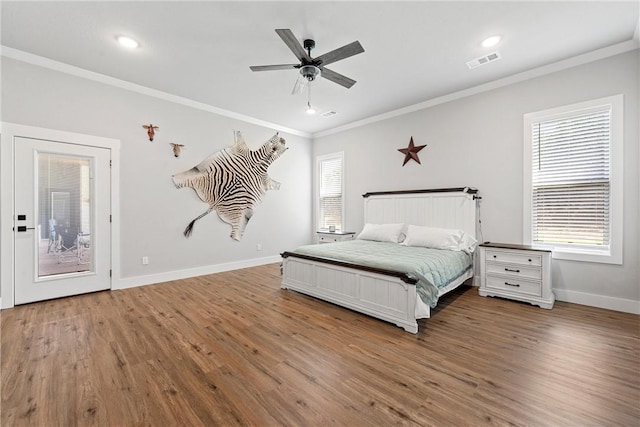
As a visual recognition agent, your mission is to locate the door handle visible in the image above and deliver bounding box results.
[16,226,35,232]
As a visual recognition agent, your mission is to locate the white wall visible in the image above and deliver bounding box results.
[1,57,313,289]
[313,50,640,311]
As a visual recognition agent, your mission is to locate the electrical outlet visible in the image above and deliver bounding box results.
[256,244,262,251]
[142,256,149,265]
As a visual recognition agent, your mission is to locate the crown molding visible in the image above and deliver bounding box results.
[0,46,312,139]
[313,39,639,139]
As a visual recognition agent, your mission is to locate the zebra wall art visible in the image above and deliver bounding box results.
[172,131,287,240]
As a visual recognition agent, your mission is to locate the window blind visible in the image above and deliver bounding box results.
[531,107,611,246]
[318,156,343,230]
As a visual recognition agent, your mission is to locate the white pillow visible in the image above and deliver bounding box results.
[401,225,477,252]
[459,232,478,254]
[357,223,405,243]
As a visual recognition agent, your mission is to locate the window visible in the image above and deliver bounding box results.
[524,95,623,264]
[317,152,344,232]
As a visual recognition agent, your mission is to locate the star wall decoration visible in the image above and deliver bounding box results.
[398,137,427,166]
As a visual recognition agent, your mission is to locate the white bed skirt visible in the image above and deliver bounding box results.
[414,268,473,319]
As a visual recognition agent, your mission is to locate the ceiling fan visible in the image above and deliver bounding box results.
[250,29,364,91]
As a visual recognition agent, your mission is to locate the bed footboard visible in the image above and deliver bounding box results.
[281,254,424,333]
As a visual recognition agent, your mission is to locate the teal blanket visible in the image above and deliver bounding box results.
[291,240,473,307]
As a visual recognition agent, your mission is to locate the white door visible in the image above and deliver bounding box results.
[14,137,111,304]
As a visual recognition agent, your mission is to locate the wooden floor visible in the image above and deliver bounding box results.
[1,264,639,426]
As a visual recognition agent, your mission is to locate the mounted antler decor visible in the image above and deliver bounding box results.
[142,124,159,141]
[170,143,185,158]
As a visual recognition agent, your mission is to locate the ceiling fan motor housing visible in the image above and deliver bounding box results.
[303,39,315,51]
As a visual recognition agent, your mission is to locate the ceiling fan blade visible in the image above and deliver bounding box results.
[320,67,356,89]
[250,64,298,72]
[275,29,310,62]
[314,41,364,67]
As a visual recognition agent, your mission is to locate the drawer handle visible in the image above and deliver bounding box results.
[505,268,520,273]
[493,255,497,258]
[528,259,532,262]
[504,282,520,287]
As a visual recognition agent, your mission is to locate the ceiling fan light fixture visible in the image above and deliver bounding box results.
[300,65,321,81]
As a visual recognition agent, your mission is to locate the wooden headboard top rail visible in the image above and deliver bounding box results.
[363,187,479,198]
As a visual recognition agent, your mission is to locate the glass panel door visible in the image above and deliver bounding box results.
[14,137,111,305]
[38,153,93,278]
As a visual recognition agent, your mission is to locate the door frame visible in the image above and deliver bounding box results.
[1,122,120,308]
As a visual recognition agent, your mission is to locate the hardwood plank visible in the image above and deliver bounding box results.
[1,263,638,426]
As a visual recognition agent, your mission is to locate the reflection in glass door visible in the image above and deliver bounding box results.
[38,153,93,277]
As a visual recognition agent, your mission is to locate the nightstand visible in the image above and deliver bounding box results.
[479,243,554,309]
[316,231,355,244]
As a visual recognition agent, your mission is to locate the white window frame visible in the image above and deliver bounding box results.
[315,151,345,232]
[523,95,623,264]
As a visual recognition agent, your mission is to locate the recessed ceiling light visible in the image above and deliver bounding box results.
[117,36,139,49]
[481,35,501,48]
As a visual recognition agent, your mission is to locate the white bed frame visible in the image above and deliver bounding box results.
[281,188,479,334]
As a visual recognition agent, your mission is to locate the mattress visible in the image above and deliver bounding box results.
[290,239,473,307]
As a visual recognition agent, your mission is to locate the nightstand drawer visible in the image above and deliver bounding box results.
[485,275,542,297]
[485,250,541,267]
[316,232,355,244]
[485,263,541,280]
[318,235,342,243]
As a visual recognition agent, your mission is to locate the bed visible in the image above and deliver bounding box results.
[281,188,480,334]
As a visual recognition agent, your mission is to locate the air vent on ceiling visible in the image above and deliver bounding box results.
[466,52,501,69]
[321,110,338,118]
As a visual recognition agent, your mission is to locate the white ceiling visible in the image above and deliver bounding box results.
[2,1,639,136]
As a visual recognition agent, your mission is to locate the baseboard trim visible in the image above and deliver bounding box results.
[114,255,281,290]
[554,288,640,314]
